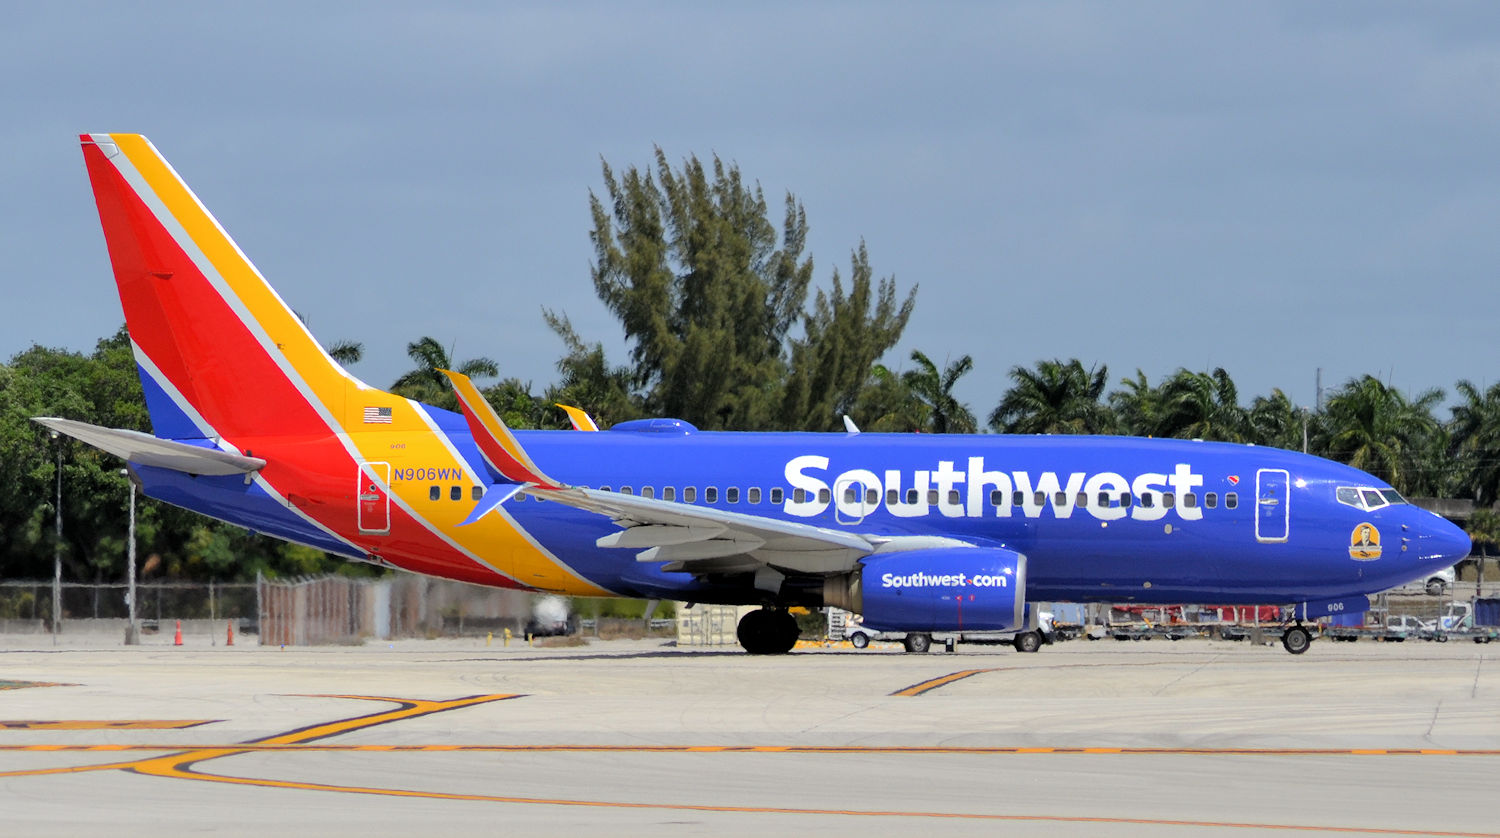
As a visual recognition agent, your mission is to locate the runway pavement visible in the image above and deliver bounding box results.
[1,635,1498,836]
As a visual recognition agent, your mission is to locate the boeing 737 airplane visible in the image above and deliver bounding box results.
[39,134,1470,655]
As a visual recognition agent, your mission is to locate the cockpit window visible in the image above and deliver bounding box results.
[1339,485,1406,511]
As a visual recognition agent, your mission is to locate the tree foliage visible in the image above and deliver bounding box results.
[573,149,914,430]
[992,359,1111,435]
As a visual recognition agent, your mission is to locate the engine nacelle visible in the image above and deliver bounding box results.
[823,547,1027,632]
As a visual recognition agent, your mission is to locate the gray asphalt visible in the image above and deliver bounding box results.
[1,635,1497,836]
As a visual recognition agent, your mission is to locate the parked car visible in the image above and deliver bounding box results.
[1392,565,1457,597]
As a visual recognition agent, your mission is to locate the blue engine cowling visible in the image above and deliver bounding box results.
[846,547,1027,632]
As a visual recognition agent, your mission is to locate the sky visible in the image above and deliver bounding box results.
[3,2,1498,423]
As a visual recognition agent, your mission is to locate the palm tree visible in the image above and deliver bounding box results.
[901,350,976,434]
[326,340,363,366]
[1449,380,1500,505]
[1316,375,1443,496]
[1108,369,1160,437]
[1154,368,1248,442]
[1467,508,1500,596]
[991,359,1111,435]
[1248,388,1307,451]
[390,337,499,410]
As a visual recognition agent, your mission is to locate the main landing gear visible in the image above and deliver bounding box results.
[1281,623,1312,655]
[737,608,800,655]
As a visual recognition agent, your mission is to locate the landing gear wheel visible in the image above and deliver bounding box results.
[903,633,932,654]
[850,632,869,649]
[1013,630,1043,653]
[737,609,800,654]
[1282,625,1312,655]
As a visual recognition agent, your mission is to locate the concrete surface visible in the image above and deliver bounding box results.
[1,636,1498,836]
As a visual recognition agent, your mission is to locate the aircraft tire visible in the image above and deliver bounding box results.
[850,632,869,649]
[1013,630,1043,653]
[903,633,932,654]
[737,609,797,654]
[1281,626,1312,655]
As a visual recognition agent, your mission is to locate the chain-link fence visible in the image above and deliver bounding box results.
[0,580,257,634]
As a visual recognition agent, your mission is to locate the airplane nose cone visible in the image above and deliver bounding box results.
[1421,514,1470,565]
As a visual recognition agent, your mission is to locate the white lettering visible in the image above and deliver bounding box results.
[784,455,829,516]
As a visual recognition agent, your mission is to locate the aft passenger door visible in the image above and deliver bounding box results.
[357,461,391,535]
[1255,468,1289,543]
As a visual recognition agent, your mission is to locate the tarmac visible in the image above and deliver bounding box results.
[1,633,1498,837]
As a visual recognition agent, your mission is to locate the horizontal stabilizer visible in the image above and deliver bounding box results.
[34,417,265,476]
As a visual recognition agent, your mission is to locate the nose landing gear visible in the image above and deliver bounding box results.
[1282,623,1312,655]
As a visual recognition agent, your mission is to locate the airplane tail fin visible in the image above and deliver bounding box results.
[79,134,359,442]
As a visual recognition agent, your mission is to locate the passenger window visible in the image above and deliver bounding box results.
[641,486,655,499]
[429,485,440,501]
[770,487,783,504]
[868,488,880,505]
[1054,491,1067,507]
[907,488,919,504]
[621,486,634,496]
[600,485,612,493]
[726,487,740,504]
[889,489,900,505]
[816,488,829,504]
[1097,492,1110,507]
[991,489,1004,506]
[1012,491,1025,507]
[707,487,720,503]
[844,486,859,504]
[794,488,806,504]
[472,486,483,501]
[1121,492,1132,508]
[1076,492,1088,508]
[1140,493,1155,508]
[948,490,961,506]
[450,486,461,501]
[748,487,761,504]
[663,486,676,502]
[928,490,939,505]
[1205,492,1217,509]
[1163,492,1175,508]
[684,487,697,503]
[1225,493,1238,509]
[1183,493,1197,509]
[1033,491,1045,507]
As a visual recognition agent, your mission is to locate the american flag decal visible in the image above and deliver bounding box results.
[363,406,393,424]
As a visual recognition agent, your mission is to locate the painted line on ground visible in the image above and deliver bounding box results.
[891,668,1003,695]
[1,744,1496,756]
[0,720,216,730]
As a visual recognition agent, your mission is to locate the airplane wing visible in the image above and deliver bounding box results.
[33,417,265,476]
[439,371,945,581]
[533,485,875,575]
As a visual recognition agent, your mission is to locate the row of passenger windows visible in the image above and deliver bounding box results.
[424,483,1239,511]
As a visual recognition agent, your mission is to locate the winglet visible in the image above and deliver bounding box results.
[556,404,600,431]
[439,369,563,488]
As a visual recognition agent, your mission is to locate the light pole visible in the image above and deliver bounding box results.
[121,468,139,645]
[1300,407,1309,454]
[51,431,61,645]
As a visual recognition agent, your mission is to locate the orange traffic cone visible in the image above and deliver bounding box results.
[173,620,183,646]
[226,620,234,646]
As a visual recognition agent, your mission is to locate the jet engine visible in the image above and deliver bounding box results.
[823,546,1027,632]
